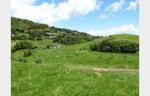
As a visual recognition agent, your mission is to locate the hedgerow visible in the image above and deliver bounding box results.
[90,37,139,53]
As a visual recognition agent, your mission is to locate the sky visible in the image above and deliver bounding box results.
[11,0,139,36]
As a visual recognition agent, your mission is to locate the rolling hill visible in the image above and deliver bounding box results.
[11,17,139,96]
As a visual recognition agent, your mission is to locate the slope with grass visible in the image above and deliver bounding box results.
[110,34,139,43]
[11,17,139,96]
[12,37,139,96]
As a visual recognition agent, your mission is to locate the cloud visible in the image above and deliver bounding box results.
[105,0,126,12]
[99,0,139,20]
[126,0,139,10]
[11,0,100,25]
[99,13,115,19]
[88,24,139,36]
[99,0,126,20]
[99,14,110,19]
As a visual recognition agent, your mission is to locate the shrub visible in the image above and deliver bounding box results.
[12,34,29,40]
[35,58,43,64]
[29,30,43,40]
[23,49,32,57]
[53,35,81,45]
[90,37,139,53]
[13,41,33,51]
[11,47,16,53]
[17,57,27,63]
[53,33,96,45]
[32,46,38,49]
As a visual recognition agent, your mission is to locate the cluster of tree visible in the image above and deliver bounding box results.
[11,17,97,44]
[28,30,44,40]
[53,32,96,45]
[90,37,139,53]
[12,33,29,40]
[11,41,35,57]
[11,17,49,32]
[12,41,36,52]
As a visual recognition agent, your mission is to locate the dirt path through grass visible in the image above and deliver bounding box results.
[73,65,139,74]
[90,68,138,73]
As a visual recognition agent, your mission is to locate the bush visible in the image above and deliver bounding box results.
[53,33,96,45]
[29,30,43,40]
[32,46,38,49]
[90,37,139,53]
[23,49,32,57]
[13,41,33,51]
[35,58,42,64]
[12,34,29,40]
[53,35,82,45]
[17,57,27,63]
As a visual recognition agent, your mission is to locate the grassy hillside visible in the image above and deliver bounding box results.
[110,34,139,43]
[11,17,49,31]
[11,17,96,44]
[12,43,139,96]
[92,34,139,43]
[11,17,139,96]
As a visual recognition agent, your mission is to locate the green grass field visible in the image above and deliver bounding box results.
[12,34,139,96]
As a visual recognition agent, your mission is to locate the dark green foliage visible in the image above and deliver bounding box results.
[11,17,96,43]
[13,41,33,51]
[51,29,96,45]
[23,50,32,57]
[53,33,95,45]
[29,30,43,40]
[35,58,43,64]
[11,17,49,40]
[17,57,27,63]
[53,35,80,45]
[11,17,49,31]
[90,37,139,53]
[32,46,38,49]
[12,33,29,40]
[11,47,16,53]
